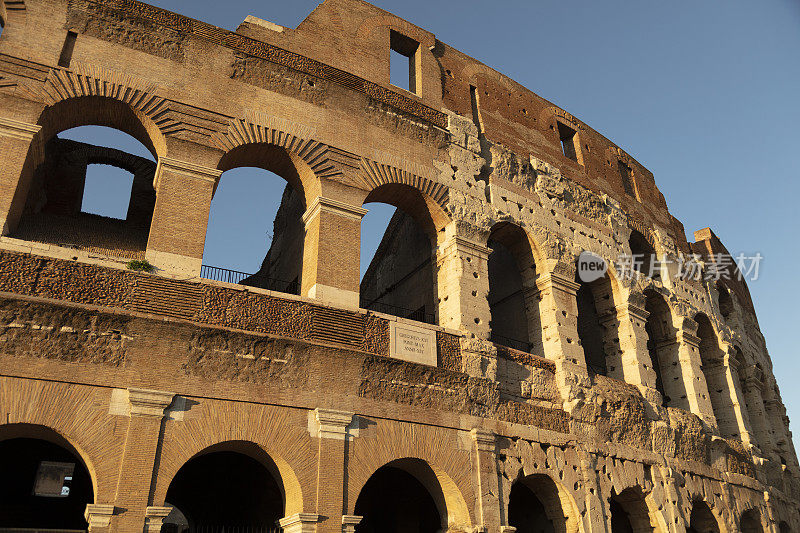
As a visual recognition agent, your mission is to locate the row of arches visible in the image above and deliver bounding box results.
[5,95,778,448]
[0,424,781,532]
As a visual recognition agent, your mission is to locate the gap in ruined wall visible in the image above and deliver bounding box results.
[12,125,156,260]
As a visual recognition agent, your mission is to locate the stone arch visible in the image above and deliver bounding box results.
[0,422,98,501]
[610,486,662,533]
[486,221,543,352]
[155,438,304,517]
[352,457,472,531]
[507,471,581,533]
[687,499,724,533]
[740,507,763,533]
[575,262,623,377]
[628,228,658,278]
[643,288,685,408]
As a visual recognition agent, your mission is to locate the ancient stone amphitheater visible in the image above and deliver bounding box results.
[0,0,796,532]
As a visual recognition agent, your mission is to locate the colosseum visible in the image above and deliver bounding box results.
[0,0,796,532]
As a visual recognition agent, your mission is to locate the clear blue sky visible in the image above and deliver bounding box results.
[62,0,800,452]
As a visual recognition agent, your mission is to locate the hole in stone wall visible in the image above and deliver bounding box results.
[389,30,419,94]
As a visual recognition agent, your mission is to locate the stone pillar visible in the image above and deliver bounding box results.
[301,197,367,307]
[144,506,173,532]
[84,503,115,533]
[470,429,501,531]
[145,157,221,276]
[342,515,363,533]
[676,327,716,422]
[742,372,774,454]
[435,231,492,337]
[578,450,608,533]
[612,301,662,403]
[280,513,322,533]
[312,407,354,533]
[113,388,174,532]
[0,117,41,235]
[710,348,753,443]
[534,270,590,397]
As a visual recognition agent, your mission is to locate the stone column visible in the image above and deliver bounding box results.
[145,157,221,276]
[578,450,608,533]
[144,506,173,532]
[112,388,174,532]
[301,197,367,307]
[342,515,363,533]
[710,348,753,443]
[534,270,590,397]
[311,408,354,533]
[676,326,715,422]
[0,117,41,235]
[435,231,492,337]
[612,301,662,403]
[470,429,501,531]
[280,513,322,533]
[84,503,115,533]
[742,372,774,454]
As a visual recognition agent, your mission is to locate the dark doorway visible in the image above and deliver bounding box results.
[507,480,555,533]
[0,437,93,531]
[354,465,441,533]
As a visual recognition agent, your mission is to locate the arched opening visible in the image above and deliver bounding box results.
[487,222,540,353]
[628,229,658,279]
[643,289,683,408]
[696,313,740,438]
[741,509,763,533]
[200,144,310,295]
[354,461,442,533]
[687,500,720,533]
[716,281,733,319]
[0,428,94,531]
[507,474,576,533]
[610,488,655,533]
[163,442,285,532]
[359,184,446,324]
[576,272,619,376]
[12,123,156,260]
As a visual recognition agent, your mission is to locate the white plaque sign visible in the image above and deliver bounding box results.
[389,321,437,366]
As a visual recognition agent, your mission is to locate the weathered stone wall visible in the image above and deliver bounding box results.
[0,0,796,532]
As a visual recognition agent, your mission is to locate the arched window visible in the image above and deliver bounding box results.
[696,313,741,438]
[13,124,156,260]
[628,229,658,279]
[687,500,720,533]
[0,429,94,531]
[487,222,541,353]
[507,473,578,533]
[359,184,447,325]
[716,281,733,320]
[741,509,763,533]
[643,289,684,408]
[576,272,619,376]
[354,461,442,533]
[164,442,284,531]
[610,488,656,533]
[201,144,312,295]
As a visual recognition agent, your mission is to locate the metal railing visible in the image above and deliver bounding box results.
[200,265,298,295]
[490,332,533,353]
[364,300,435,324]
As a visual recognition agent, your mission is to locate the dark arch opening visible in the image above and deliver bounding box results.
[0,436,94,530]
[716,281,733,319]
[696,312,740,438]
[13,124,156,260]
[487,222,539,353]
[628,229,657,279]
[576,272,618,376]
[741,508,763,533]
[354,464,442,533]
[687,500,720,533]
[610,488,654,533]
[201,144,310,295]
[507,474,571,533]
[359,184,446,325]
[164,446,284,531]
[644,289,681,407]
